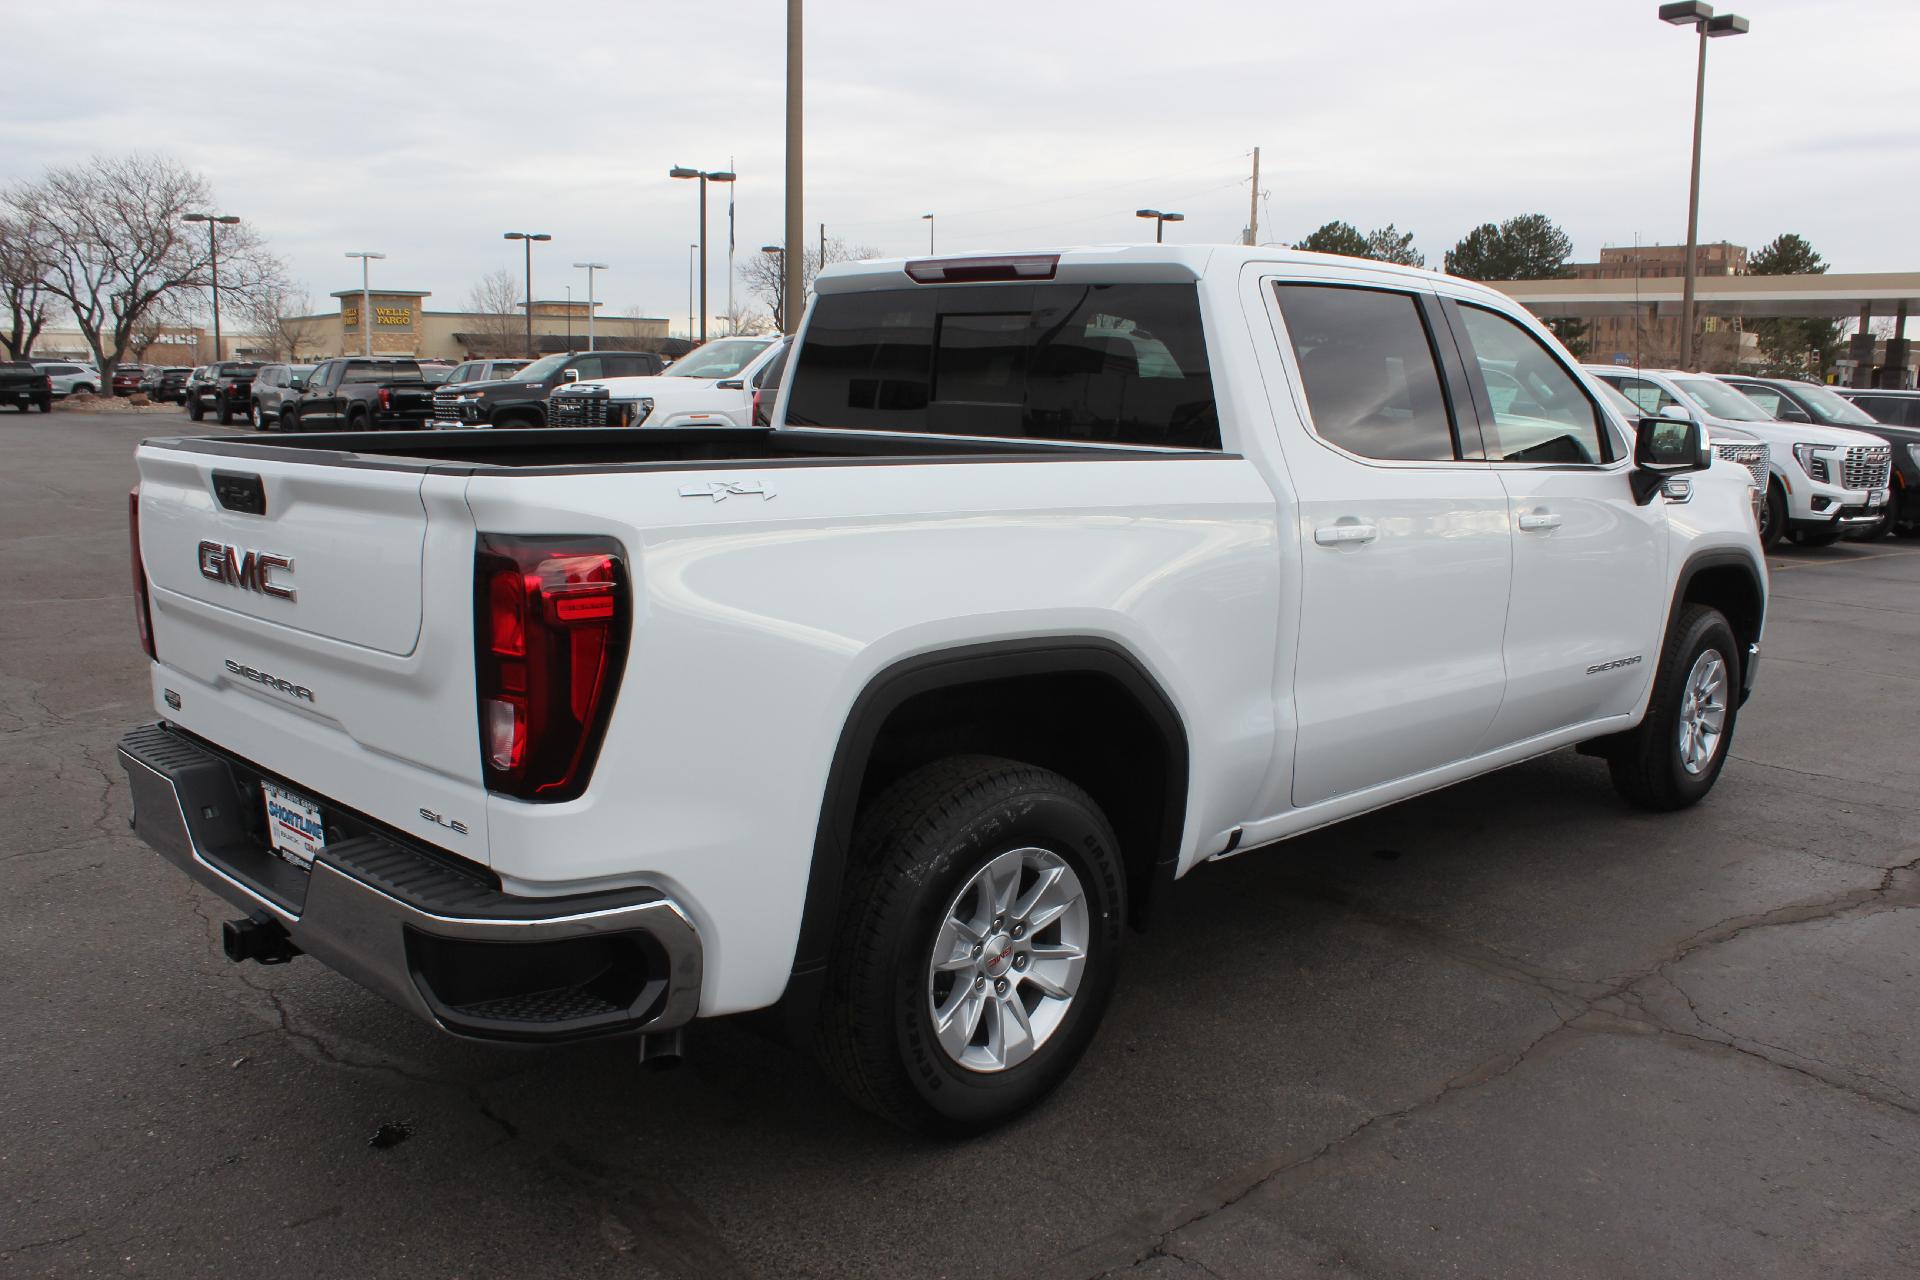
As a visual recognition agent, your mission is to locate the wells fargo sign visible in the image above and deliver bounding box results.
[341,305,414,327]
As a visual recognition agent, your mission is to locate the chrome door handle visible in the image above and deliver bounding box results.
[1517,511,1563,531]
[1314,522,1378,546]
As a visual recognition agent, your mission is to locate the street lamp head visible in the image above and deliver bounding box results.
[529,233,552,242]
[183,213,210,223]
[1162,212,1186,223]
[1705,12,1749,35]
[344,251,386,260]
[1135,209,1161,220]
[761,245,784,255]
[573,261,609,270]
[708,171,737,183]
[670,167,700,179]
[922,213,934,221]
[1658,1,1714,24]
[214,216,241,225]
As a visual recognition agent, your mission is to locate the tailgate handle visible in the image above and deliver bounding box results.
[212,471,267,516]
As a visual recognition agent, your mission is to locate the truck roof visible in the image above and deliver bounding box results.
[814,242,1496,299]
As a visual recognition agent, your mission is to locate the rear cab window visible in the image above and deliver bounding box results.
[1272,283,1460,462]
[784,282,1220,449]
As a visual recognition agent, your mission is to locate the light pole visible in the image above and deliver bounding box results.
[761,245,785,330]
[784,0,803,337]
[670,166,736,343]
[921,213,934,254]
[1660,1,1749,369]
[344,251,384,357]
[687,243,697,342]
[573,262,607,352]
[183,213,240,359]
[502,232,551,357]
[1135,209,1185,243]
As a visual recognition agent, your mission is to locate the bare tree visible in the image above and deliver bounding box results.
[5,154,282,379]
[739,236,880,331]
[242,285,321,361]
[0,213,55,358]
[464,268,522,356]
[718,300,775,337]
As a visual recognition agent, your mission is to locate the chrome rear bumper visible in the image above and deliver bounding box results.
[117,723,702,1042]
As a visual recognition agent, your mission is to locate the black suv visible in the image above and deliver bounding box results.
[429,350,663,428]
[1722,375,1920,539]
[149,367,192,403]
[186,361,262,423]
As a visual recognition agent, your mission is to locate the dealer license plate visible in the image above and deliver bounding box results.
[262,782,325,870]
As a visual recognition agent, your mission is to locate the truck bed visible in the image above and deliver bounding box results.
[140,426,1215,473]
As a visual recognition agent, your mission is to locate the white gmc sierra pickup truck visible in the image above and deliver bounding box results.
[119,246,1766,1134]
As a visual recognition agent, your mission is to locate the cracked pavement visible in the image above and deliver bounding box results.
[3,411,1917,1278]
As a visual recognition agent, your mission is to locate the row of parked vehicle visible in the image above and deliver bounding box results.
[172,335,794,435]
[1579,367,1919,548]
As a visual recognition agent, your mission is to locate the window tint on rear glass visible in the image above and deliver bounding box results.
[1454,305,1608,465]
[1273,284,1457,462]
[783,283,1220,449]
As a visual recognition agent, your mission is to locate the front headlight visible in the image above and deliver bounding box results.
[624,397,654,427]
[1908,443,1920,470]
[1791,442,1830,480]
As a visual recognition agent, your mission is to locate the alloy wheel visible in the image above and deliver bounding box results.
[1677,649,1728,776]
[925,846,1089,1074]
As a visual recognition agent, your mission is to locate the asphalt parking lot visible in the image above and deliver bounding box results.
[3,408,1916,1279]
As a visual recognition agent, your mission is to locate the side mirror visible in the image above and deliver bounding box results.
[716,379,745,391]
[561,368,579,383]
[1657,402,1691,421]
[1631,415,1711,504]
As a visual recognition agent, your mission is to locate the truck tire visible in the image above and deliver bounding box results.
[347,407,370,432]
[187,399,203,422]
[279,407,299,433]
[1759,480,1785,552]
[249,400,265,430]
[815,755,1125,1135]
[1606,604,1739,812]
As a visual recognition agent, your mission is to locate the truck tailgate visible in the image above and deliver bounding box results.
[136,444,491,861]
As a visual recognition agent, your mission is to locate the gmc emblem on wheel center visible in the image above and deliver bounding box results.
[197,541,295,600]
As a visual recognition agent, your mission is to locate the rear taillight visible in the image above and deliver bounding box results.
[129,487,155,660]
[752,388,769,427]
[473,534,629,801]
[377,387,391,411]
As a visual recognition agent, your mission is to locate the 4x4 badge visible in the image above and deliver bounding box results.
[678,480,776,502]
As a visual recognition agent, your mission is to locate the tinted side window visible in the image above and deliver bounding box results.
[1731,384,1787,418]
[1455,304,1608,464]
[571,357,605,380]
[608,355,658,376]
[754,346,789,389]
[1849,395,1919,428]
[1273,284,1457,462]
[784,283,1219,449]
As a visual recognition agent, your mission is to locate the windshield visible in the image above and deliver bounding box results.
[1786,381,1881,426]
[506,353,570,382]
[1675,378,1770,421]
[668,338,772,379]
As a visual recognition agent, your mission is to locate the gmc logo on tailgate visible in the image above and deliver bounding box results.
[198,541,296,601]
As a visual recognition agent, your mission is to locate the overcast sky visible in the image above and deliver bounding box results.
[3,0,1915,334]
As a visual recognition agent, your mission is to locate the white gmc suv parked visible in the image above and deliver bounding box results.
[120,247,1766,1134]
[1587,365,1892,550]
